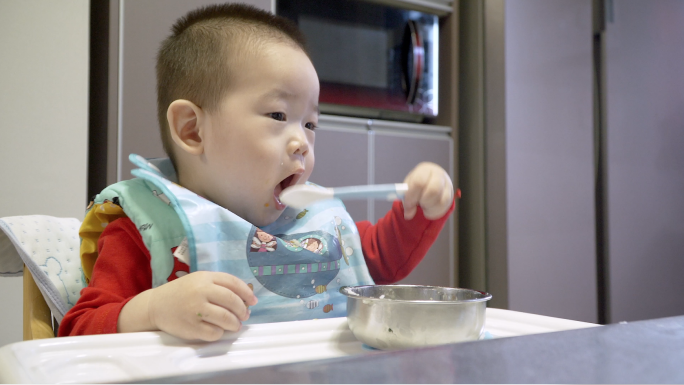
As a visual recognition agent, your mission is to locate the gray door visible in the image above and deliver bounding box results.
[504,0,597,323]
[605,0,684,322]
[461,0,597,322]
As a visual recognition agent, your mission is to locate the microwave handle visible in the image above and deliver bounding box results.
[402,20,425,105]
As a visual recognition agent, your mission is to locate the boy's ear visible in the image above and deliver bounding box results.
[167,99,205,155]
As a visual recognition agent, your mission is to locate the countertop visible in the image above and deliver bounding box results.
[142,315,684,384]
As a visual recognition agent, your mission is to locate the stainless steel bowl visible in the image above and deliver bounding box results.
[340,285,492,350]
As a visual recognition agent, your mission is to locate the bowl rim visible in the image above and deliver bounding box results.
[339,284,493,304]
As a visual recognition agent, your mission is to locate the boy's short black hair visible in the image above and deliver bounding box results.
[156,3,307,164]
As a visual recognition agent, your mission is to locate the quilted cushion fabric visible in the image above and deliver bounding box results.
[0,216,83,322]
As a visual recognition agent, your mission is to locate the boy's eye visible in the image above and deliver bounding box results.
[305,122,317,131]
[269,112,286,121]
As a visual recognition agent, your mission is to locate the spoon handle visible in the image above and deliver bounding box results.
[332,183,408,201]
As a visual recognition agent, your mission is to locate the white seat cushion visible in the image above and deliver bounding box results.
[0,215,83,323]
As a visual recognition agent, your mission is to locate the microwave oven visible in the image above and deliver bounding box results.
[276,0,439,122]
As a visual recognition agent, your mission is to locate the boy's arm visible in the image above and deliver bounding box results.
[356,199,455,284]
[59,218,257,341]
[58,218,153,336]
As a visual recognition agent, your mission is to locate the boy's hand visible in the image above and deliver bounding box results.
[402,162,454,220]
[119,271,258,342]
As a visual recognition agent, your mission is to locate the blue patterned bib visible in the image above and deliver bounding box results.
[91,154,375,324]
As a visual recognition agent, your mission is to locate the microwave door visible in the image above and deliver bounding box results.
[276,0,438,121]
[402,20,425,105]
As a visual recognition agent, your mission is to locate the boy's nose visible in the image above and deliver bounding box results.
[289,139,309,157]
[288,128,309,157]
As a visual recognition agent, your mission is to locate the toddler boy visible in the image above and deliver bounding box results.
[60,3,454,341]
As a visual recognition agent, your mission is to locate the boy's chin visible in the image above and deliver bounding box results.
[249,209,284,228]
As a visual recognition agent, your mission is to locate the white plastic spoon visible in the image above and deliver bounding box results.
[280,183,409,209]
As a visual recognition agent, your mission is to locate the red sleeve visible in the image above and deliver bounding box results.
[357,199,455,284]
[58,217,152,336]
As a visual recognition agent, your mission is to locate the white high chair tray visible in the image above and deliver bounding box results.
[0,308,597,384]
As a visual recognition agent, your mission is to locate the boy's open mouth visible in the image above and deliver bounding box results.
[274,173,300,210]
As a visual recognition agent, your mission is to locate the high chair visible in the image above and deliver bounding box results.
[23,266,55,339]
[0,216,84,340]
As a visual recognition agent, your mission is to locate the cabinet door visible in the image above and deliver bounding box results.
[118,0,272,180]
[308,123,370,222]
[605,0,684,322]
[373,131,454,287]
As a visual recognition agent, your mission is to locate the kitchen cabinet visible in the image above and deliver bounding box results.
[308,117,370,223]
[373,127,454,287]
[311,115,455,287]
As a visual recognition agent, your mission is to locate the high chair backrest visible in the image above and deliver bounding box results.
[0,216,84,339]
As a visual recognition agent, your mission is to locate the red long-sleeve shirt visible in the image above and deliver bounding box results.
[59,200,453,336]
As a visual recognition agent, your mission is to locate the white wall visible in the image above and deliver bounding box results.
[0,0,89,347]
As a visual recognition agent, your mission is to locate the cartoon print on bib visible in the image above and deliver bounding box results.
[250,228,277,252]
[301,237,323,254]
[246,227,343,299]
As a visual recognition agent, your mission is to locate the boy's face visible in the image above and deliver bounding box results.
[199,42,319,227]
